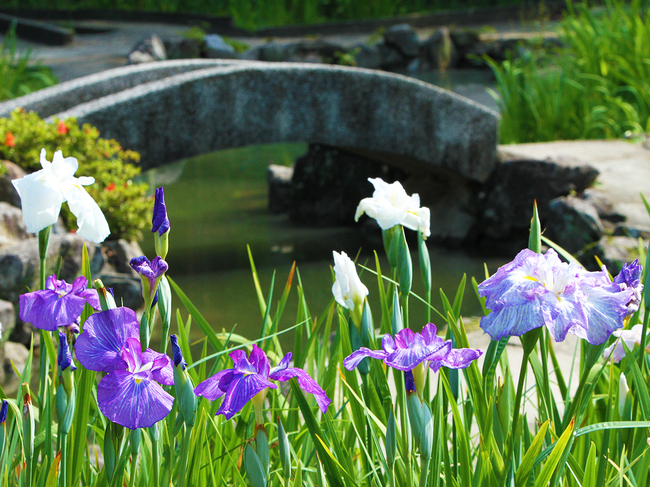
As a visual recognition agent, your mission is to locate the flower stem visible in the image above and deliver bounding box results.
[178,425,192,487]
[506,347,531,476]
[58,432,68,487]
[38,226,51,291]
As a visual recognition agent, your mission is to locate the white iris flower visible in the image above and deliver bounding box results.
[355,178,430,238]
[332,251,369,313]
[12,149,110,243]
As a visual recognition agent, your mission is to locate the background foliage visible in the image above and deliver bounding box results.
[0,28,57,102]
[8,0,525,30]
[489,0,650,143]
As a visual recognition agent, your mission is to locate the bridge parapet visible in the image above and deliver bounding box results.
[0,60,498,182]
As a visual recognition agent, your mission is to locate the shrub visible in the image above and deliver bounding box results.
[0,109,150,241]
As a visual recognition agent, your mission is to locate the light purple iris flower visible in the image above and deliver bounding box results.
[478,249,635,345]
[613,259,643,315]
[343,323,482,373]
[194,344,330,420]
[75,307,174,429]
[19,274,100,331]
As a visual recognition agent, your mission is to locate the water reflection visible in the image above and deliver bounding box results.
[139,143,506,349]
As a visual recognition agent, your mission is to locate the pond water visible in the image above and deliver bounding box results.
[138,141,507,351]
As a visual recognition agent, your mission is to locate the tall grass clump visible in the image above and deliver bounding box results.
[489,0,650,143]
[0,27,57,101]
[1,147,650,487]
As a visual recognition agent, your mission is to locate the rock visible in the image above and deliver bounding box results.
[101,239,144,276]
[127,34,166,64]
[403,171,478,245]
[475,154,600,253]
[204,34,238,59]
[450,30,480,53]
[98,272,143,311]
[353,44,382,70]
[578,236,641,272]
[294,39,348,61]
[288,52,324,64]
[240,45,262,60]
[582,188,625,223]
[289,144,405,226]
[0,300,15,348]
[384,24,420,58]
[0,202,30,247]
[4,340,29,385]
[480,38,522,62]
[163,36,202,60]
[420,28,458,71]
[546,196,604,253]
[378,43,407,70]
[0,233,103,304]
[0,161,25,208]
[259,41,296,62]
[612,225,650,239]
[267,164,293,214]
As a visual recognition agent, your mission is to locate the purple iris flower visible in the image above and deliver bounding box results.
[75,307,174,429]
[343,323,482,374]
[478,249,635,345]
[130,255,168,307]
[151,187,170,236]
[19,274,100,332]
[0,400,7,424]
[194,344,330,420]
[130,256,168,284]
[58,332,76,372]
[613,259,643,315]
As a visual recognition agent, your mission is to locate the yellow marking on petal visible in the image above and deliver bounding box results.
[523,276,538,282]
[135,378,142,385]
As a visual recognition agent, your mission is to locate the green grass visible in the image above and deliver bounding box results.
[489,0,650,143]
[0,27,57,101]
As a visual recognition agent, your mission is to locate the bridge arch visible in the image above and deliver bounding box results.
[1,60,499,182]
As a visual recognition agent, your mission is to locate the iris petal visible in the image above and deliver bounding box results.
[12,169,64,233]
[75,308,140,372]
[269,366,331,413]
[216,373,276,420]
[60,183,110,244]
[97,370,174,430]
[195,369,236,401]
[343,348,388,370]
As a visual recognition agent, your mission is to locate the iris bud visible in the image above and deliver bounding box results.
[152,187,170,259]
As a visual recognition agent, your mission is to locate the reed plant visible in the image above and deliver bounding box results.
[1,151,650,487]
[0,28,57,102]
[489,0,650,143]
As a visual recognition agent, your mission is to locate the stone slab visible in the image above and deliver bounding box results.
[499,140,650,235]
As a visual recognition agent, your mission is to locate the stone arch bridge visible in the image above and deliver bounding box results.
[0,59,498,182]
